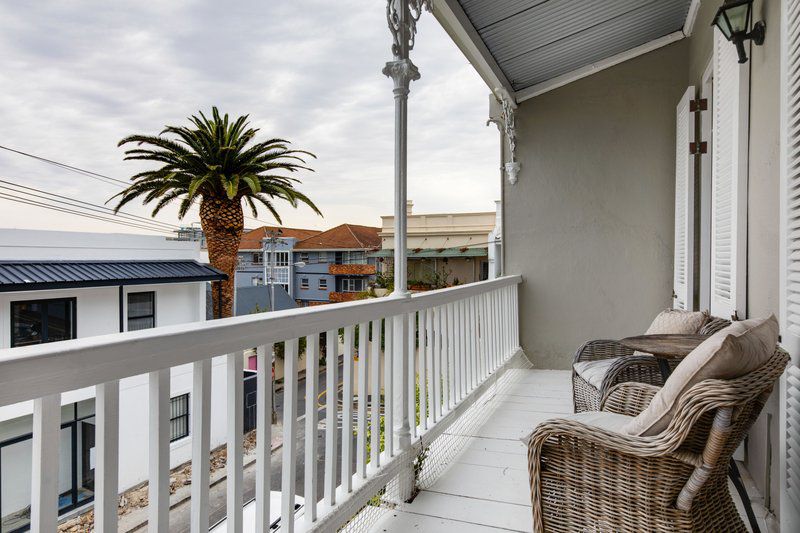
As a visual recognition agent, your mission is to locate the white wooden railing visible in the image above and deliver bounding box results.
[0,275,521,532]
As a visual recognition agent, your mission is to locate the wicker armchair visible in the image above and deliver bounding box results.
[572,316,731,412]
[529,347,788,532]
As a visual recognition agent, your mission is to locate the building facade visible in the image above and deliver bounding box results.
[0,230,227,531]
[374,201,500,288]
[292,224,381,305]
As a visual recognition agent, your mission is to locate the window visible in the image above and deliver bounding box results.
[170,393,190,442]
[319,278,328,290]
[252,252,262,264]
[341,278,364,292]
[274,251,289,267]
[127,292,155,331]
[251,276,263,286]
[318,252,328,263]
[335,251,366,264]
[299,252,309,263]
[11,298,76,347]
[300,278,309,289]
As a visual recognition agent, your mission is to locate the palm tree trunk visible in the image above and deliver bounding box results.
[200,196,244,318]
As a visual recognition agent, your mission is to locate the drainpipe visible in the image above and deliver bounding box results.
[383,0,431,502]
[118,286,124,332]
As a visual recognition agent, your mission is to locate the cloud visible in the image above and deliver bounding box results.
[0,0,500,234]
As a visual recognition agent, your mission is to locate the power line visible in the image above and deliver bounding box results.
[0,193,173,235]
[0,178,179,230]
[0,144,277,226]
[0,144,130,187]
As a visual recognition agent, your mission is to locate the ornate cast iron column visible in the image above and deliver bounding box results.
[383,0,431,501]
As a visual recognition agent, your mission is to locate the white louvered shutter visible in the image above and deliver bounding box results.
[710,29,749,320]
[673,87,696,310]
[781,1,800,530]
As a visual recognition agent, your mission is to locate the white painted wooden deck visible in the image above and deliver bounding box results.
[371,368,570,532]
[370,368,773,533]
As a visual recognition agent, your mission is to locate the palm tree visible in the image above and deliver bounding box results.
[111,107,322,318]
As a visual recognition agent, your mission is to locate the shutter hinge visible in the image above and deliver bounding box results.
[689,141,708,154]
[731,310,740,321]
[689,98,708,112]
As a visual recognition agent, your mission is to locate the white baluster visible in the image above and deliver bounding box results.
[324,329,339,505]
[454,300,462,402]
[256,345,273,532]
[281,339,299,532]
[190,359,211,533]
[420,308,429,430]
[408,312,416,439]
[370,319,381,468]
[447,303,455,410]
[305,334,319,523]
[342,325,355,493]
[357,322,369,478]
[31,394,60,533]
[148,369,170,532]
[227,352,244,533]
[384,317,394,456]
[431,306,441,422]
[96,381,119,533]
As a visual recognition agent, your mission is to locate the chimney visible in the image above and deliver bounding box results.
[406,200,414,216]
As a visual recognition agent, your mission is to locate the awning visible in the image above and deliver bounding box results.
[369,247,487,259]
[0,260,227,292]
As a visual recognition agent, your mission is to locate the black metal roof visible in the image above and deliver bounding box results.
[0,260,227,292]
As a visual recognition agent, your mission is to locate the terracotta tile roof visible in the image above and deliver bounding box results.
[293,224,382,250]
[239,226,321,250]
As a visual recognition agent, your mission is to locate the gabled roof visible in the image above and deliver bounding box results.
[293,224,382,250]
[0,260,226,292]
[239,226,321,251]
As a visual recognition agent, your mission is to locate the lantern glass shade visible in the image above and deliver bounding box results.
[712,0,752,40]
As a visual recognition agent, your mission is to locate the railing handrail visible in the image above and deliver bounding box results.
[0,275,521,407]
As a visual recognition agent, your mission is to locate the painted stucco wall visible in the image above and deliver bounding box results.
[506,41,689,370]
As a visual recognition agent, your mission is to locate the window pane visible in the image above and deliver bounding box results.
[169,394,189,442]
[128,317,155,331]
[46,300,75,343]
[127,292,154,318]
[11,302,44,347]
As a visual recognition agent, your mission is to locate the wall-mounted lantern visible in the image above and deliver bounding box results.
[711,0,766,63]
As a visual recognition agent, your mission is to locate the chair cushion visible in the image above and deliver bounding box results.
[559,411,633,433]
[573,358,617,389]
[645,309,709,335]
[622,314,779,436]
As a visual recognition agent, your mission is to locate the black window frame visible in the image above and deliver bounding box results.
[169,393,190,443]
[10,297,77,348]
[127,291,156,331]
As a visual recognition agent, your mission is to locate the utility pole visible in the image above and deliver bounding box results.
[262,228,283,424]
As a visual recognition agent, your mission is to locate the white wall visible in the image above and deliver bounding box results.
[0,230,226,511]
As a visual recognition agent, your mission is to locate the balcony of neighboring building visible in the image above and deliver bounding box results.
[328,263,375,275]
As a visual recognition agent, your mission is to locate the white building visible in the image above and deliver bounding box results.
[0,230,228,531]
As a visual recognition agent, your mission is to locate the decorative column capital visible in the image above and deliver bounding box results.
[387,0,433,60]
[382,58,421,93]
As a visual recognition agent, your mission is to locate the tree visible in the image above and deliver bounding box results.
[111,107,321,317]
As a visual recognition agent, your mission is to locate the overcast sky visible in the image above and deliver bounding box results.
[0,0,500,235]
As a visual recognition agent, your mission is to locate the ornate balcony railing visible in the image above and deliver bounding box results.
[0,275,521,532]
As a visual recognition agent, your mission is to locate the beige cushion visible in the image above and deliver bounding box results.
[633,309,709,355]
[560,411,633,432]
[623,315,779,436]
[645,309,709,335]
[573,359,617,389]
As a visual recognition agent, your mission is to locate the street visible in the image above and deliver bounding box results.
[170,359,358,531]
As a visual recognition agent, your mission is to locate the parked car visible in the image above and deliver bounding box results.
[209,492,304,532]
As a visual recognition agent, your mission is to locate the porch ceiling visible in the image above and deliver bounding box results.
[438,0,696,101]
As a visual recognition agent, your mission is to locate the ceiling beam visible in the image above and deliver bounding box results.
[432,0,516,100]
[683,0,702,36]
